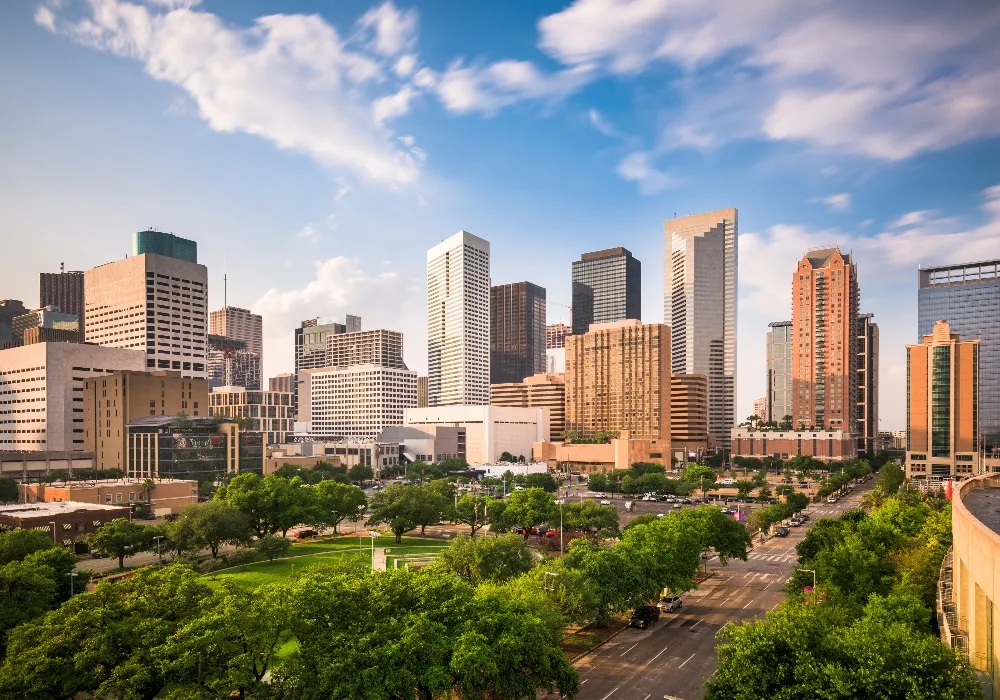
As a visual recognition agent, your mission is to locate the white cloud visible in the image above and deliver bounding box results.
[615,151,677,194]
[33,6,55,30]
[325,214,338,230]
[39,0,422,185]
[373,85,417,123]
[394,53,417,77]
[356,2,417,56]
[819,193,851,212]
[295,224,320,242]
[587,108,618,137]
[434,59,594,115]
[890,210,937,229]
[253,257,422,378]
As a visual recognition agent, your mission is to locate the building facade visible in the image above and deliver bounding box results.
[403,405,548,464]
[294,315,360,413]
[919,259,1000,458]
[207,335,261,391]
[209,306,263,389]
[0,343,145,451]
[266,440,401,474]
[490,282,546,384]
[546,347,566,374]
[209,386,293,444]
[416,376,428,408]
[11,307,80,347]
[427,231,491,406]
[906,320,980,481]
[298,365,417,441]
[664,209,738,450]
[0,450,96,481]
[269,373,294,395]
[128,417,262,483]
[20,478,198,515]
[85,251,208,378]
[565,320,670,444]
[791,246,859,433]
[133,230,198,263]
[857,313,880,453]
[0,300,28,348]
[547,323,570,349]
[670,374,709,456]
[730,427,856,461]
[491,372,566,442]
[766,321,793,424]
[753,397,768,421]
[378,425,466,464]
[39,270,85,336]
[82,369,208,470]
[0,502,129,550]
[326,329,406,369]
[571,247,641,336]
[534,433,667,472]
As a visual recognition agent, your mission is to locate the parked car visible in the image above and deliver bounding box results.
[537,527,549,536]
[789,517,803,527]
[629,605,661,629]
[799,512,810,521]
[672,503,682,509]
[294,529,319,539]
[528,527,539,535]
[798,482,809,489]
[90,550,108,559]
[775,526,790,537]
[599,499,611,506]
[594,492,607,498]
[544,529,559,538]
[680,498,692,504]
[658,594,683,612]
[827,495,839,504]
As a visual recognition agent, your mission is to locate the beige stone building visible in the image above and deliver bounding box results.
[533,431,667,472]
[209,386,293,444]
[906,320,980,481]
[19,478,198,514]
[671,374,709,456]
[730,427,856,461]
[491,373,566,442]
[565,320,670,445]
[82,370,208,470]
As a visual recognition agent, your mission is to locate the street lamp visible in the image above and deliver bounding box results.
[555,499,564,555]
[66,572,78,597]
[798,568,817,606]
[357,504,367,555]
[49,521,56,545]
[153,535,164,565]
[369,531,379,570]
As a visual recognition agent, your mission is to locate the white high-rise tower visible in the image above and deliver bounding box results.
[664,208,738,450]
[427,230,491,406]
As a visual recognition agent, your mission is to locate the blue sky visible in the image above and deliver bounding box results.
[3,0,1000,431]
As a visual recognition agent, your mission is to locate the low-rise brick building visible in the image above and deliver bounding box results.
[730,427,856,461]
[19,478,197,515]
[0,501,129,550]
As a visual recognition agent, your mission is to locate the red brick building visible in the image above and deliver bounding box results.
[730,427,856,462]
[0,501,129,550]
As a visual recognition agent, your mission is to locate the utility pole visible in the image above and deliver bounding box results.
[66,572,78,597]
[798,568,817,606]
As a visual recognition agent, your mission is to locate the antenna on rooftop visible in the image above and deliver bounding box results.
[224,273,227,309]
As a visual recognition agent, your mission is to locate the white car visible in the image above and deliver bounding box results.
[673,503,682,509]
[594,492,607,498]
[599,499,612,506]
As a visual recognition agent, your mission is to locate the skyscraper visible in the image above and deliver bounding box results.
[206,335,261,390]
[565,319,670,442]
[210,306,263,389]
[293,315,360,414]
[547,323,570,349]
[133,230,198,263]
[0,300,28,348]
[664,209,737,449]
[84,249,208,378]
[427,230,490,406]
[905,320,980,480]
[269,373,294,394]
[790,246,859,433]
[11,307,81,346]
[766,321,793,424]
[490,282,546,384]
[39,269,85,335]
[571,248,641,335]
[326,329,406,369]
[857,313,880,453]
[918,259,1000,455]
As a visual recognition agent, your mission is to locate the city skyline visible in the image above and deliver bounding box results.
[3,1,1000,429]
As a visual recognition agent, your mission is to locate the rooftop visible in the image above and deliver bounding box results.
[963,488,1000,537]
[27,478,197,488]
[0,501,127,517]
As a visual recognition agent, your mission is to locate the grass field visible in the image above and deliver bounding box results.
[205,535,448,588]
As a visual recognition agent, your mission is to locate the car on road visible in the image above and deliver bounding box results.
[799,512,810,521]
[594,492,607,498]
[599,499,611,505]
[827,495,839,504]
[798,482,809,489]
[90,550,108,559]
[775,526,790,537]
[672,503,683,509]
[294,529,319,539]
[657,594,683,612]
[629,605,661,629]
[544,529,559,538]
[789,517,803,526]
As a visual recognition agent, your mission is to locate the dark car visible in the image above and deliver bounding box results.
[629,605,661,629]
[775,526,790,537]
[294,529,319,539]
[90,550,108,559]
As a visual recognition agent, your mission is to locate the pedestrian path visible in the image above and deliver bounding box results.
[747,553,797,564]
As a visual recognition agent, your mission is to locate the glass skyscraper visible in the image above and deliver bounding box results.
[571,247,641,336]
[133,230,198,264]
[491,282,547,384]
[918,259,1000,454]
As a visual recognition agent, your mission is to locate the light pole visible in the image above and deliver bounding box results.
[153,535,164,565]
[369,531,379,570]
[555,499,564,555]
[357,504,366,556]
[66,572,78,597]
[798,568,817,606]
[49,521,56,545]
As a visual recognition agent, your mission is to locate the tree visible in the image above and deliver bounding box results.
[87,518,156,569]
[452,494,498,537]
[562,539,654,624]
[158,581,291,699]
[311,480,367,533]
[587,473,608,492]
[0,558,58,641]
[0,565,212,700]
[756,485,772,502]
[256,534,292,563]
[733,480,755,499]
[0,476,17,504]
[367,484,425,543]
[681,464,716,497]
[168,500,254,558]
[563,500,619,539]
[25,546,89,602]
[217,473,315,537]
[0,528,53,565]
[675,506,751,566]
[499,451,516,463]
[437,534,535,584]
[523,472,559,493]
[504,488,558,530]
[348,464,374,484]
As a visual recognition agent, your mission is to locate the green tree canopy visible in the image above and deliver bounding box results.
[0,477,17,504]
[563,499,619,539]
[311,480,367,534]
[256,534,292,563]
[523,472,559,492]
[167,500,253,558]
[87,518,157,569]
[504,488,558,530]
[0,528,54,565]
[348,464,374,484]
[367,484,432,543]
[437,533,535,584]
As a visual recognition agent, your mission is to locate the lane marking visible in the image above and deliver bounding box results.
[770,601,781,611]
[644,644,673,667]
[678,653,696,669]
[599,687,619,700]
[690,618,705,631]
[643,695,650,700]
[743,599,753,609]
[580,679,589,685]
[620,643,638,657]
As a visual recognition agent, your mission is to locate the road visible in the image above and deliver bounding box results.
[570,484,868,700]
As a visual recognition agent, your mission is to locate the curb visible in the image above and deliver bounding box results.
[568,624,629,664]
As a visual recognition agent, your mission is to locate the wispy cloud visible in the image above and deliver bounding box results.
[615,151,678,194]
[296,224,321,242]
[816,192,852,212]
[587,108,618,138]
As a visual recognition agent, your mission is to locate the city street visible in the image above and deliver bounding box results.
[570,484,868,700]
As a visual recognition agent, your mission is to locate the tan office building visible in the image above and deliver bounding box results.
[671,374,709,455]
[491,372,566,442]
[906,320,980,481]
[209,386,293,444]
[82,370,208,470]
[565,320,670,445]
[20,478,198,514]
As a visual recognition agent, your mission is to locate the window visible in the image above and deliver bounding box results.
[105,494,112,504]
[115,493,123,503]
[129,492,136,503]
